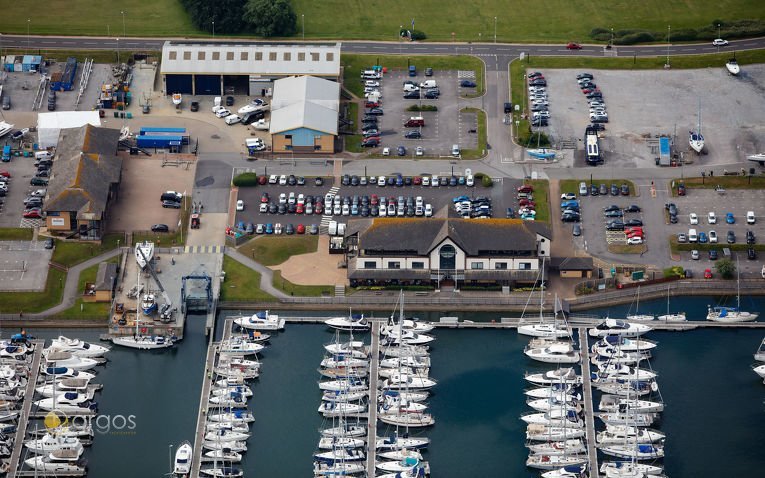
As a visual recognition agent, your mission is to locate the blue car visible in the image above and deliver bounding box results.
[561,200,580,209]
[452,195,470,203]
[726,212,735,224]
[698,232,708,243]
[265,223,274,234]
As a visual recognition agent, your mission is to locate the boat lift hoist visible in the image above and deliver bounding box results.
[135,246,175,322]
[181,274,213,314]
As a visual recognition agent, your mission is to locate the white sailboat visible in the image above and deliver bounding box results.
[526,453,588,470]
[324,312,370,332]
[112,272,175,350]
[625,286,655,322]
[134,241,154,269]
[588,319,652,338]
[689,99,704,153]
[525,368,582,386]
[527,439,586,455]
[754,337,765,362]
[526,424,586,441]
[656,285,686,322]
[174,440,193,475]
[596,425,665,445]
[707,260,758,322]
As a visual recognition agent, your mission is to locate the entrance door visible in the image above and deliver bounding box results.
[439,244,456,270]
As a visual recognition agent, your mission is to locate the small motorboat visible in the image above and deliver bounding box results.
[588,319,652,338]
[174,440,193,475]
[325,313,370,332]
[134,241,154,269]
[232,311,285,330]
[726,57,740,75]
[172,93,183,105]
[527,148,557,160]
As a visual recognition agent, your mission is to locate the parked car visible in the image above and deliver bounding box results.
[704,268,712,278]
[747,230,756,245]
[726,212,735,224]
[404,130,422,139]
[727,230,736,244]
[709,250,719,260]
[712,38,729,46]
[459,80,477,88]
[162,200,181,209]
[691,249,699,260]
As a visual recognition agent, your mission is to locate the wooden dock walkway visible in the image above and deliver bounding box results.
[578,328,599,478]
[190,335,219,478]
[7,340,44,478]
[366,322,381,477]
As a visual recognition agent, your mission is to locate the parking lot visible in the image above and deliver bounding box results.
[0,149,48,228]
[369,69,478,157]
[0,241,52,291]
[538,66,765,168]
[234,173,528,234]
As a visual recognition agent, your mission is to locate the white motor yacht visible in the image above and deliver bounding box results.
[36,377,92,398]
[49,336,110,357]
[589,319,652,338]
[376,457,427,473]
[526,424,586,441]
[525,342,580,364]
[134,241,154,269]
[381,318,435,335]
[174,441,193,475]
[596,425,665,445]
[542,464,588,478]
[210,385,252,398]
[40,367,96,381]
[593,364,657,381]
[525,384,581,400]
[24,434,84,455]
[383,329,435,346]
[209,392,248,407]
[24,456,86,474]
[232,310,285,330]
[35,392,98,415]
[203,449,243,463]
[218,338,264,355]
[527,396,582,413]
[525,368,582,386]
[42,350,99,371]
[726,57,740,75]
[324,313,370,332]
[593,336,657,353]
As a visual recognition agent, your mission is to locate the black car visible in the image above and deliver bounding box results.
[268,203,278,214]
[350,175,359,186]
[561,213,580,223]
[504,102,513,114]
[404,130,422,139]
[610,184,619,196]
[284,223,295,235]
[425,67,433,77]
[528,72,544,79]
[624,205,641,213]
[620,184,630,196]
[287,203,296,214]
[530,118,548,127]
[604,205,621,212]
[606,221,625,231]
[404,177,413,186]
[190,101,199,112]
[665,203,678,215]
[586,92,603,99]
[162,200,181,209]
[341,174,350,185]
[573,224,582,236]
[403,91,420,99]
[31,177,49,186]
[150,223,170,233]
[747,230,756,244]
[506,208,515,219]
[277,204,287,214]
[590,184,599,196]
[225,96,235,106]
[577,73,594,80]
[669,214,678,224]
[314,177,324,186]
[748,248,757,260]
[424,90,440,100]
[709,249,719,260]
[362,115,378,123]
[625,219,643,227]
[287,175,297,186]
[604,210,623,218]
[460,80,477,88]
[367,108,384,116]
[727,230,736,244]
[397,145,406,156]
[362,123,378,132]
[588,123,605,131]
[297,176,306,186]
[529,79,547,86]
[43,238,55,249]
[361,139,379,147]
[387,176,396,186]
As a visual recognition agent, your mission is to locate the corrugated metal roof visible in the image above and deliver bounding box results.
[160,41,341,76]
[270,76,339,135]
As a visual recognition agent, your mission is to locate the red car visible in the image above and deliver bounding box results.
[370,194,379,205]
[23,208,42,219]
[519,199,536,207]
[517,185,534,193]
[582,87,600,95]
[260,193,270,203]
[704,268,713,279]
[413,176,422,185]
[566,42,582,50]
[364,102,380,108]
[0,170,10,178]
[297,224,306,234]
[295,203,304,214]
[258,175,268,185]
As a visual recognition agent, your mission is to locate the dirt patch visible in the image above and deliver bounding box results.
[270,236,348,286]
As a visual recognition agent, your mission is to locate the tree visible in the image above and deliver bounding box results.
[181,0,248,34]
[715,258,736,279]
[245,0,297,37]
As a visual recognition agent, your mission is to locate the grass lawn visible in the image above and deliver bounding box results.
[58,257,120,319]
[510,49,765,142]
[608,244,646,254]
[342,54,484,99]
[0,268,65,314]
[272,271,333,297]
[345,134,364,153]
[220,256,275,302]
[238,235,318,267]
[459,108,487,160]
[0,228,33,241]
[559,179,637,196]
[52,233,124,268]
[669,236,765,253]
[528,180,550,223]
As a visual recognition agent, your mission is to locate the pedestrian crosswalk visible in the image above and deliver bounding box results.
[184,245,225,254]
[319,186,341,230]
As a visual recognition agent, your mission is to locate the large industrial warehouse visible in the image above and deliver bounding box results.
[159,41,341,97]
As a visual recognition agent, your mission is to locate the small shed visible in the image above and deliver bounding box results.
[550,257,594,279]
[84,262,118,302]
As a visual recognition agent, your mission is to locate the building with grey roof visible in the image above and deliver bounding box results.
[160,41,341,97]
[43,124,122,240]
[270,75,339,153]
[345,218,551,289]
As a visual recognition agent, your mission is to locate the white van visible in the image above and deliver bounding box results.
[688,228,698,243]
[579,181,588,196]
[328,221,338,236]
[451,144,460,157]
[34,151,53,161]
[364,80,380,87]
[419,80,437,89]
[337,223,346,236]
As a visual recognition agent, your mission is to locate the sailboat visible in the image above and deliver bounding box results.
[324,311,370,332]
[754,337,765,362]
[112,273,175,350]
[625,286,655,321]
[527,148,557,160]
[707,259,759,322]
[518,264,571,339]
[689,99,704,153]
[134,241,154,269]
[656,285,686,322]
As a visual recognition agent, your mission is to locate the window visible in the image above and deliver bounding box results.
[495,262,507,270]
[183,51,191,60]
[412,262,425,269]
[314,145,322,151]
[364,261,377,269]
[283,52,291,61]
[226,52,234,60]
[326,52,334,61]
[285,135,292,140]
[311,52,320,61]
[197,52,205,60]
[240,52,248,61]
[388,261,401,269]
[298,52,305,61]
[212,52,220,60]
[471,262,484,270]
[519,262,532,270]
[269,52,277,61]
[168,51,177,60]
[254,52,262,61]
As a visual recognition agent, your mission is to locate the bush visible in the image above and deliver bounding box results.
[715,258,736,279]
[663,266,685,279]
[410,30,427,41]
[669,29,698,42]
[590,27,609,36]
[406,104,437,112]
[527,131,551,147]
[233,172,260,187]
[474,172,493,187]
[616,32,656,45]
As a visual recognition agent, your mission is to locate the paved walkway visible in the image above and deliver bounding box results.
[224,248,290,299]
[28,248,123,318]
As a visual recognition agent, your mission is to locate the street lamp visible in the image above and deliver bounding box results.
[718,23,721,40]
[27,19,30,53]
[494,17,497,43]
[212,21,215,38]
[666,25,671,67]
[121,11,126,37]
[302,14,305,41]
[399,25,403,55]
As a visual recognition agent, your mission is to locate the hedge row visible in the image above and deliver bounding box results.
[590,20,765,45]
[233,172,260,187]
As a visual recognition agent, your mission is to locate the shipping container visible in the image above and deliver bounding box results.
[136,135,185,149]
[50,57,78,91]
[139,127,187,134]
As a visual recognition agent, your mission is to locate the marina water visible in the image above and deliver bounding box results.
[24,295,765,476]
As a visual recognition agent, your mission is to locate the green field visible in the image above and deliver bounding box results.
[220,256,276,302]
[6,0,761,43]
[237,235,319,266]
